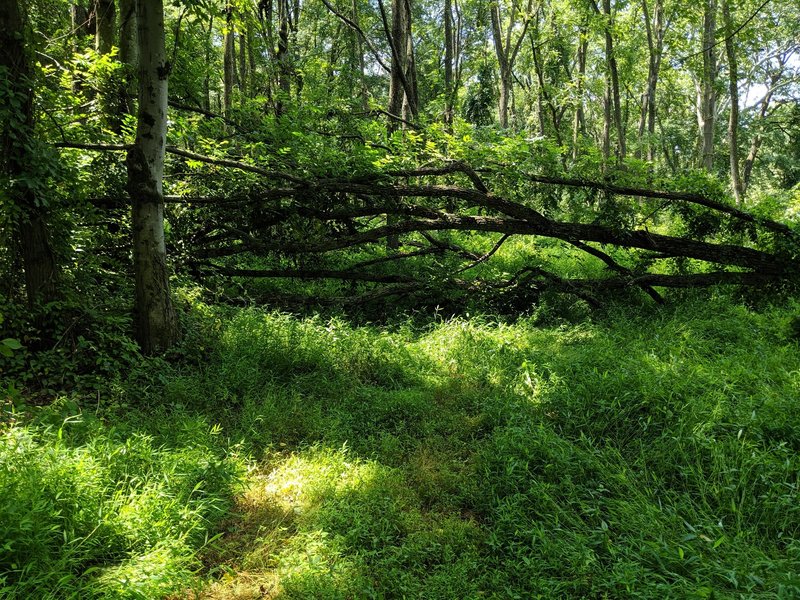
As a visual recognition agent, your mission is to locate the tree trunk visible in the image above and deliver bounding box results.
[490,3,510,128]
[721,0,743,204]
[203,15,213,111]
[71,3,92,94]
[385,0,416,130]
[119,0,138,120]
[699,0,716,171]
[444,0,454,125]
[572,28,588,160]
[126,0,178,354]
[95,0,115,54]
[384,0,416,248]
[402,0,418,122]
[637,0,663,162]
[1,0,60,309]
[742,76,779,194]
[530,24,563,146]
[385,0,407,249]
[239,28,248,94]
[352,0,369,111]
[490,0,531,129]
[223,1,236,119]
[119,0,137,66]
[602,0,625,160]
[247,20,256,97]
[602,81,612,163]
[275,0,292,116]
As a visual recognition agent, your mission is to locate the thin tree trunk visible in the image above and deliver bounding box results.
[385,0,413,131]
[721,0,743,204]
[119,0,138,72]
[444,0,454,125]
[402,0,418,121]
[223,1,236,118]
[490,0,531,129]
[126,0,178,354]
[275,0,292,116]
[637,0,663,162]
[490,3,510,128]
[742,79,777,193]
[699,0,717,171]
[96,0,122,130]
[71,3,92,94]
[384,0,412,248]
[530,25,563,146]
[95,0,115,54]
[602,81,612,163]
[247,20,256,97]
[203,14,213,110]
[572,28,588,160]
[239,28,248,94]
[383,0,417,247]
[601,0,625,160]
[352,0,369,110]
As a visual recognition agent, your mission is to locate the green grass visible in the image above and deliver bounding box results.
[3,295,800,598]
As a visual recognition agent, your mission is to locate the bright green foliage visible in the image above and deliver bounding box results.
[3,295,800,597]
[0,406,242,599]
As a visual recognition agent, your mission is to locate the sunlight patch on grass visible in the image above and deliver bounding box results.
[197,446,395,598]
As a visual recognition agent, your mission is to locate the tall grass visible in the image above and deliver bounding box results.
[0,407,242,599]
[3,295,800,597]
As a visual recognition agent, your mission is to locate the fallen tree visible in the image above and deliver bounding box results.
[182,161,797,305]
[65,143,799,307]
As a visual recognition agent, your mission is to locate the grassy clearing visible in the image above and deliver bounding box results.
[2,295,800,598]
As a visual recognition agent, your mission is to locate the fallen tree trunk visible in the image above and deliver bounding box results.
[60,143,799,306]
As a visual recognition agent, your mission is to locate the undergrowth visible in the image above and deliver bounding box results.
[2,293,800,598]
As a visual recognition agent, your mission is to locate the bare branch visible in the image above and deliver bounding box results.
[455,234,510,274]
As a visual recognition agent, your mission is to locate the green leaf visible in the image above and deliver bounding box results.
[2,338,22,350]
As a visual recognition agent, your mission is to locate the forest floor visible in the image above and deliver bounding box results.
[3,295,800,598]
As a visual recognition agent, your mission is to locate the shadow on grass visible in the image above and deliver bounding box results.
[156,302,800,598]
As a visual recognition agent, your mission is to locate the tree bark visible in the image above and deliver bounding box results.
[490,3,509,128]
[530,23,563,146]
[699,0,717,171]
[741,77,777,194]
[402,0,418,122]
[95,0,115,54]
[71,2,92,94]
[381,0,418,248]
[119,0,137,66]
[352,0,369,111]
[126,0,178,354]
[572,27,588,160]
[721,0,743,205]
[490,0,531,129]
[239,28,248,94]
[636,0,664,162]
[601,0,625,160]
[223,0,236,119]
[275,0,292,116]
[444,0,454,125]
[203,14,213,111]
[384,0,416,131]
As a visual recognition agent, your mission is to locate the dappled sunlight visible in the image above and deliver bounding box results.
[195,446,407,598]
[7,299,800,598]
[194,441,488,598]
